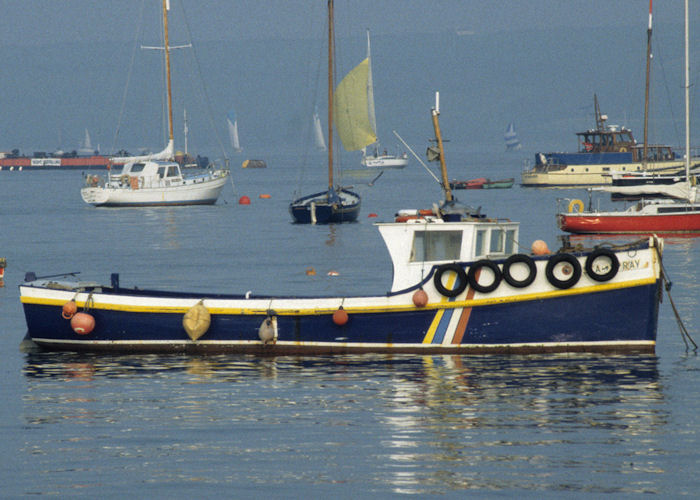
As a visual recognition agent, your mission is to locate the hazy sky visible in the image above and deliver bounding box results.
[0,0,680,45]
[0,1,696,157]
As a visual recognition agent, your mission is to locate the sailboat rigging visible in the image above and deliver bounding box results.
[557,0,700,234]
[80,0,229,207]
[289,0,361,224]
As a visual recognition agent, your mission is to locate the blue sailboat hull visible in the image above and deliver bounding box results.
[289,188,361,224]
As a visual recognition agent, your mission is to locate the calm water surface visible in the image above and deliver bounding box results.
[2,154,700,497]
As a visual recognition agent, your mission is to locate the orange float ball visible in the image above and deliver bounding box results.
[531,239,550,255]
[62,300,78,319]
[70,312,95,335]
[239,195,251,205]
[412,289,428,307]
[332,307,349,326]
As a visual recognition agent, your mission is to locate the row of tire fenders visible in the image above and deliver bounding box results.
[56,248,620,338]
[431,248,620,298]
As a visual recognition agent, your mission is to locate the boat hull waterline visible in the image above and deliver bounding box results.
[558,210,700,234]
[81,172,229,207]
[20,240,662,355]
[289,188,361,224]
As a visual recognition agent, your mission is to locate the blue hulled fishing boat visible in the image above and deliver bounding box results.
[19,93,664,355]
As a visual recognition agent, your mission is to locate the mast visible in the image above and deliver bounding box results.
[162,0,174,144]
[327,0,334,190]
[684,0,691,192]
[431,92,453,203]
[642,0,653,164]
[184,109,188,154]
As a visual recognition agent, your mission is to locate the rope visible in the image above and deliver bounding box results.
[82,291,95,313]
[657,244,697,351]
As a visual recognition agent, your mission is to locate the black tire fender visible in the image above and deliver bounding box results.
[502,254,537,288]
[467,259,502,294]
[585,248,620,282]
[545,253,582,289]
[433,263,468,297]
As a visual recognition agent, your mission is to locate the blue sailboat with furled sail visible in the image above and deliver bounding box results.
[504,122,522,151]
[227,109,242,153]
[290,0,375,224]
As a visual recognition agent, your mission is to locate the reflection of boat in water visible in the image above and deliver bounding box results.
[19,93,664,355]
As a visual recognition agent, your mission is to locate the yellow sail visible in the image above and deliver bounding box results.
[333,58,377,151]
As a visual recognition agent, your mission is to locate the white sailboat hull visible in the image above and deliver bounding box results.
[81,172,229,207]
[361,154,408,169]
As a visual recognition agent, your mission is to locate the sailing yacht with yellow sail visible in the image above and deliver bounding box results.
[290,0,375,224]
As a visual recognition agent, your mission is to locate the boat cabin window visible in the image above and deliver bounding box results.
[410,230,462,262]
[167,166,180,177]
[490,229,504,253]
[129,163,146,173]
[157,166,166,178]
[505,229,516,254]
[475,227,517,257]
[475,229,486,257]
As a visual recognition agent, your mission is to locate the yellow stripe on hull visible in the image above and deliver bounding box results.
[19,276,658,316]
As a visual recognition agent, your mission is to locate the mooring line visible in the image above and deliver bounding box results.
[658,249,697,351]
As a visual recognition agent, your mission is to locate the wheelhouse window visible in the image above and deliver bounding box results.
[475,229,486,257]
[475,227,517,257]
[129,163,146,173]
[490,229,504,253]
[167,166,180,177]
[410,230,462,262]
[505,229,516,254]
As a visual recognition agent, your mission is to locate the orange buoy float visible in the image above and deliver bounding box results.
[412,289,428,307]
[62,300,78,319]
[239,195,251,205]
[368,213,378,218]
[259,193,271,199]
[532,240,551,255]
[305,267,316,276]
[332,306,349,326]
[71,312,95,335]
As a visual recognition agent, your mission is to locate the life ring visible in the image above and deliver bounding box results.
[568,199,584,213]
[119,174,129,185]
[619,147,628,152]
[467,260,502,293]
[502,254,537,288]
[545,253,581,289]
[585,248,619,282]
[433,263,468,297]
